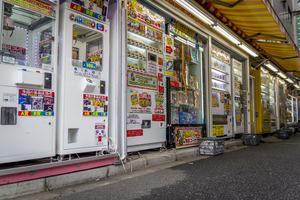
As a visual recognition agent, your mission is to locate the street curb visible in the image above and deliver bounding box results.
[0,139,243,199]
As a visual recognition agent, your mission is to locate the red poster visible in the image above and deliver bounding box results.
[127,129,143,137]
[152,114,165,121]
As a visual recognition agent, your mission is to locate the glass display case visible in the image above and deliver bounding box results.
[287,95,293,124]
[233,59,244,133]
[269,76,277,131]
[166,23,204,148]
[211,45,232,137]
[261,68,271,132]
[1,1,55,70]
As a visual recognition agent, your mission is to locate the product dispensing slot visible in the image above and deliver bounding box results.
[1,107,17,125]
[68,128,79,144]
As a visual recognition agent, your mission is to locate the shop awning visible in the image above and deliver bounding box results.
[196,0,300,76]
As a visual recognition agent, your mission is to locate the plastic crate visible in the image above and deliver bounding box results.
[242,134,260,146]
[199,138,224,156]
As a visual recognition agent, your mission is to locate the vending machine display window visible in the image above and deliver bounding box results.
[165,22,205,148]
[233,59,244,133]
[170,37,204,125]
[72,24,103,72]
[211,45,232,137]
[269,76,277,131]
[1,2,55,70]
[261,68,271,132]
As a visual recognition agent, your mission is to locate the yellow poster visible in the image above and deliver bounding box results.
[212,125,224,136]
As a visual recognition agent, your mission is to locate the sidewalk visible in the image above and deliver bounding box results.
[0,139,244,200]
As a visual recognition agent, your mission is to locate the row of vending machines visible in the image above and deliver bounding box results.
[0,0,112,164]
[0,0,295,165]
[250,66,299,135]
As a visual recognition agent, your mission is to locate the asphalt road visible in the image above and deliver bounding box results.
[21,135,300,200]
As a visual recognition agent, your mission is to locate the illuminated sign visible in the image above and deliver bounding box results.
[69,13,104,31]
[70,2,106,22]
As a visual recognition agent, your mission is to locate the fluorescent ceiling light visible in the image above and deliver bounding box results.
[264,63,278,72]
[175,36,196,48]
[213,25,240,45]
[294,84,300,89]
[286,78,294,84]
[175,0,214,25]
[238,44,258,57]
[278,72,287,79]
[278,79,285,84]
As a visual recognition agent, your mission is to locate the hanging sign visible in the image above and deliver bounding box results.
[127,71,157,90]
[83,94,108,116]
[18,89,55,116]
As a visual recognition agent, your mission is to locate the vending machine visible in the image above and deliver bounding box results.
[126,1,166,152]
[165,22,205,148]
[232,59,244,134]
[57,0,111,155]
[0,0,58,163]
[211,45,233,137]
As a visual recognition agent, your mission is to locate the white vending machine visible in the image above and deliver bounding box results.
[57,0,110,156]
[211,45,233,137]
[0,0,58,163]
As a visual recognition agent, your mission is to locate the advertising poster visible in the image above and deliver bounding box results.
[154,93,164,114]
[128,89,152,114]
[212,91,220,108]
[174,127,202,148]
[212,125,224,136]
[83,94,108,116]
[128,70,157,90]
[18,89,55,116]
[164,35,175,76]
[127,114,142,129]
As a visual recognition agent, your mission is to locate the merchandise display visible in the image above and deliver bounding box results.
[233,59,244,133]
[126,0,166,152]
[261,68,271,133]
[167,22,204,148]
[211,45,232,137]
[269,76,277,132]
[0,0,58,163]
